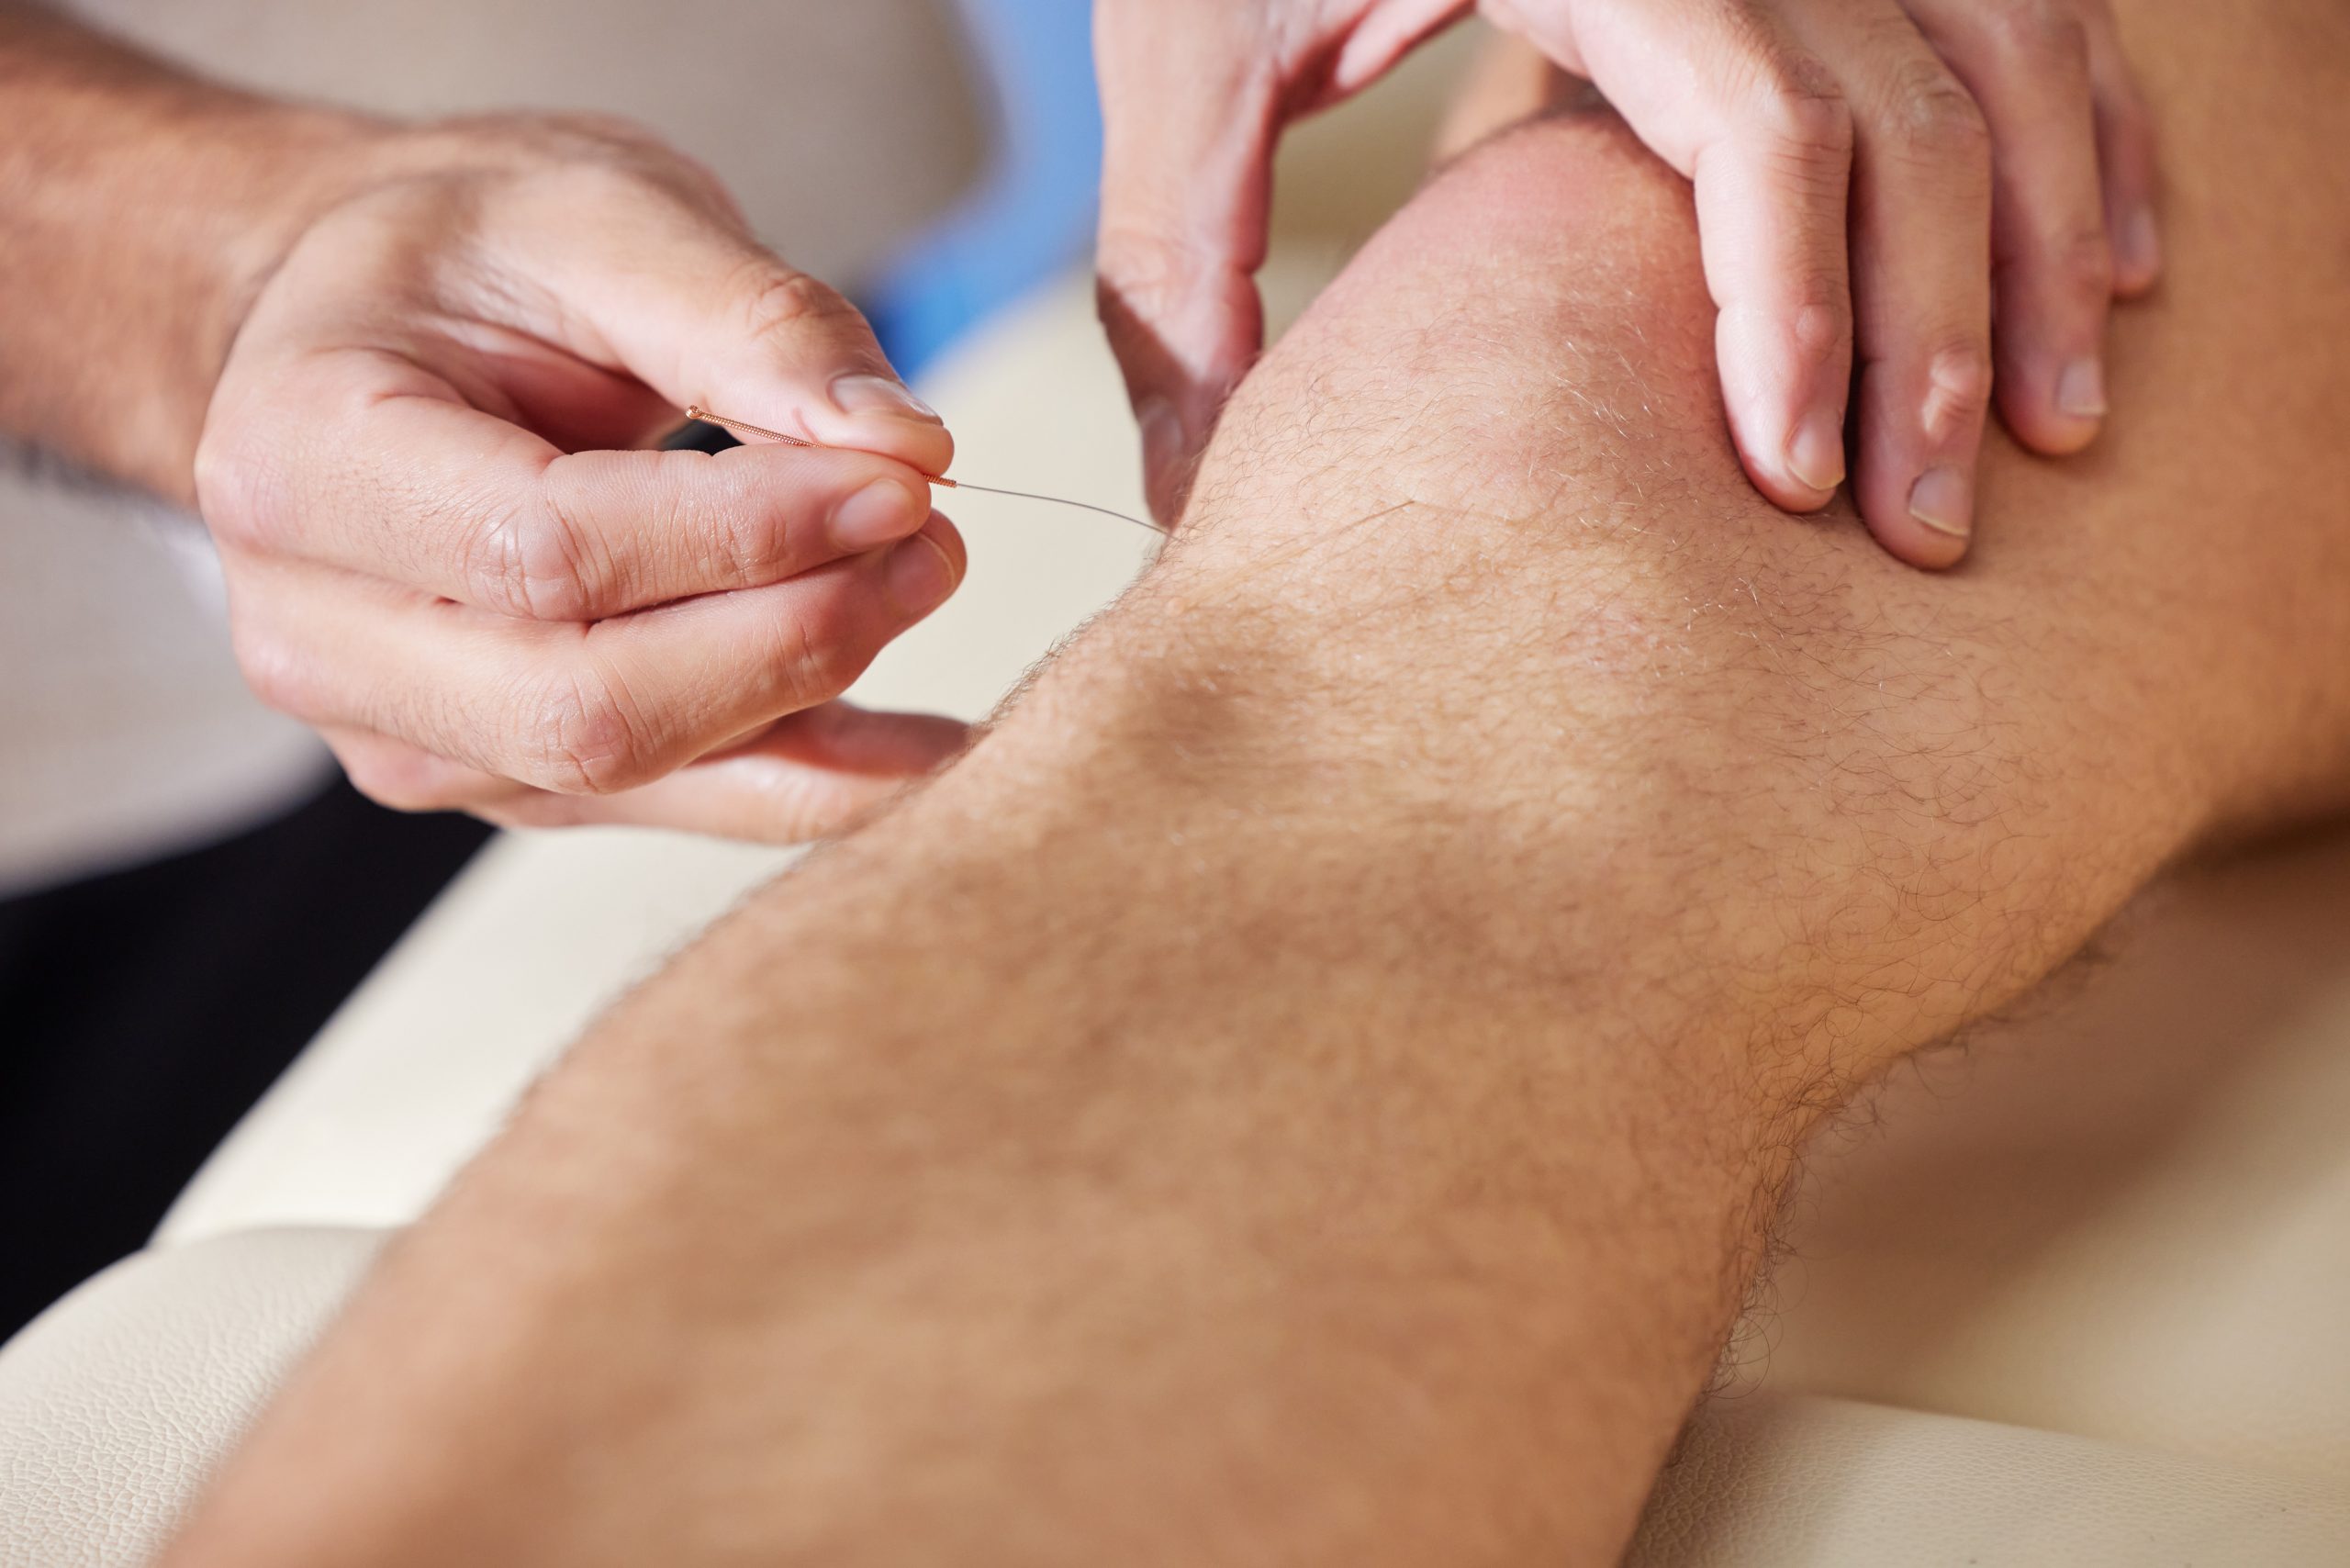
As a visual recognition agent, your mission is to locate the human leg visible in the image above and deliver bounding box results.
[162,3,2350,1563]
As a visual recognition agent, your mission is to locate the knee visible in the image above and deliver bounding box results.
[1198,110,1751,535]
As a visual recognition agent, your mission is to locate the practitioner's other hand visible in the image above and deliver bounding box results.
[1094,0,2160,564]
[196,113,969,840]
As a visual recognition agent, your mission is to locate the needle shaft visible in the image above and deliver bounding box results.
[684,405,1162,534]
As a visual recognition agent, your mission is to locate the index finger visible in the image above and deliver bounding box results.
[205,351,939,622]
[1689,53,1858,512]
[1520,0,1857,510]
[1094,1,1283,522]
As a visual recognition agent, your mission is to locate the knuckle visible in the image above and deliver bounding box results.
[1876,64,1991,170]
[526,151,677,222]
[2048,225,2116,302]
[534,109,666,158]
[431,112,738,222]
[340,750,456,815]
[1922,342,1996,440]
[700,489,778,588]
[1095,227,1201,312]
[344,776,429,815]
[734,263,862,346]
[477,794,594,831]
[1093,229,1259,375]
[1740,50,1854,164]
[469,490,610,622]
[655,454,776,586]
[192,420,292,554]
[658,146,745,224]
[1791,299,1848,359]
[228,621,319,720]
[522,658,656,795]
[1979,0,2089,64]
[2104,88,2159,167]
[766,608,851,711]
[530,115,743,222]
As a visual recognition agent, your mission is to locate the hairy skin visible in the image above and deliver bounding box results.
[164,1,2350,1562]
[0,6,384,498]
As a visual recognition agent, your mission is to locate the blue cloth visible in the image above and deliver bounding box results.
[858,0,1102,377]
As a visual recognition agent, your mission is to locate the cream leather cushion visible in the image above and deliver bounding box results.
[1628,1396,2350,1563]
[6,1235,2346,1565]
[0,1231,383,1568]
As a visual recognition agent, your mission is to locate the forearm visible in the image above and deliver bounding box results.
[164,5,2350,1561]
[0,5,386,497]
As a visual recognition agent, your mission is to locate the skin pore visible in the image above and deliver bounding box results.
[164,1,2350,1562]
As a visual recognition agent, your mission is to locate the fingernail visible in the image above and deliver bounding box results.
[1786,409,1847,494]
[2118,207,2162,283]
[832,478,925,552]
[1138,397,1183,482]
[2056,357,2108,420]
[1908,466,1973,539]
[831,373,942,424]
[885,533,956,615]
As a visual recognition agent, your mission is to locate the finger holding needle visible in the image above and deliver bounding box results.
[687,404,1167,535]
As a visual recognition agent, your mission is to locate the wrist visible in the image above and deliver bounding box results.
[0,8,402,499]
[115,99,401,501]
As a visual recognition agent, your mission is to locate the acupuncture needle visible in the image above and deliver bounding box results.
[685,406,1166,536]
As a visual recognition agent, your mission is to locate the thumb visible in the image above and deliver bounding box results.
[1094,3,1285,523]
[493,174,954,476]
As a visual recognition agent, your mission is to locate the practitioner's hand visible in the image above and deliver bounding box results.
[196,113,969,839]
[1095,0,2160,565]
